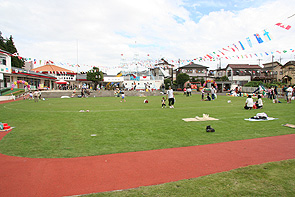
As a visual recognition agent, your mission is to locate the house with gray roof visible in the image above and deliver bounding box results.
[225,64,262,86]
[176,62,209,80]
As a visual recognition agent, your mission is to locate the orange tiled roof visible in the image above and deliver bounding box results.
[31,65,74,73]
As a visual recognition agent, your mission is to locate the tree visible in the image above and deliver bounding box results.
[0,33,24,68]
[164,78,172,89]
[0,32,6,50]
[5,35,17,53]
[215,76,229,81]
[176,73,189,88]
[86,67,104,89]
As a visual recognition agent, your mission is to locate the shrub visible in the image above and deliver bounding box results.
[244,81,265,87]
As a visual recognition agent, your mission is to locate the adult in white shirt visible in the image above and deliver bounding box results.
[244,95,254,110]
[187,87,192,96]
[286,85,293,103]
[211,86,215,100]
[166,86,175,108]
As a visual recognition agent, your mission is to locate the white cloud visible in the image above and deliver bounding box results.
[0,0,294,71]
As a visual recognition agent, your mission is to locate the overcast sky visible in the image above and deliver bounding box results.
[0,0,294,71]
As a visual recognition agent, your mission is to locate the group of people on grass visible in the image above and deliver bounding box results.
[244,95,263,110]
[201,86,217,101]
[117,84,294,109]
[284,85,294,103]
[26,90,42,102]
[159,86,175,108]
[183,87,192,97]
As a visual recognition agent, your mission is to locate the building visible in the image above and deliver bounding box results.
[259,61,283,83]
[0,50,59,90]
[153,59,175,80]
[31,64,76,89]
[176,62,209,80]
[23,61,34,71]
[282,60,295,85]
[5,67,57,90]
[226,64,262,86]
[0,49,12,89]
[208,68,227,79]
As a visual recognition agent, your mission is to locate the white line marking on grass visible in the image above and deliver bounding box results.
[3,102,232,113]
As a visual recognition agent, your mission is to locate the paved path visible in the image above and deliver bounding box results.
[0,130,294,197]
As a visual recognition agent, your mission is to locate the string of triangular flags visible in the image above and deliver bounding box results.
[193,17,293,63]
[2,14,293,72]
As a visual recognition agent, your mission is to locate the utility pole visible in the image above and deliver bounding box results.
[76,40,79,74]
[257,58,262,67]
[271,55,274,82]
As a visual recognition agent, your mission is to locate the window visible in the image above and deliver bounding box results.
[0,56,6,65]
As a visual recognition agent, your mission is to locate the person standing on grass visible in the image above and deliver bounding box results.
[211,86,215,100]
[166,86,175,108]
[38,90,42,100]
[187,87,192,96]
[161,97,166,108]
[201,88,205,101]
[286,85,293,103]
[33,90,39,102]
[120,91,126,102]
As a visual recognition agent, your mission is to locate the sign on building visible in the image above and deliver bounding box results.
[103,77,124,82]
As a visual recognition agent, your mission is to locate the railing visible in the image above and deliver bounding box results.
[123,76,164,81]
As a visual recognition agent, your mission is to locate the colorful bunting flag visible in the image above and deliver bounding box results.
[246,37,252,47]
[254,33,264,44]
[275,23,292,30]
[238,41,245,50]
[263,29,271,41]
[233,44,239,51]
[228,46,235,52]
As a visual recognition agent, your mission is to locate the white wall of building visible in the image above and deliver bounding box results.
[232,76,251,81]
[0,53,11,74]
[123,80,162,90]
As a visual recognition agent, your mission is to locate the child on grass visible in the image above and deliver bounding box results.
[120,91,126,102]
[161,97,166,108]
[256,95,263,109]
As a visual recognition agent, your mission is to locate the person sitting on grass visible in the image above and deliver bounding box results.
[256,95,263,109]
[205,93,211,101]
[244,95,254,110]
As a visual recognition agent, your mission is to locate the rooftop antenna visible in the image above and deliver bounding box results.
[257,58,262,67]
[277,56,282,63]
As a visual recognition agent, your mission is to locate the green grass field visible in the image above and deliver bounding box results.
[0,94,294,158]
[90,159,295,196]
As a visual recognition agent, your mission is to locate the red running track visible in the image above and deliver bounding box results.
[0,130,295,197]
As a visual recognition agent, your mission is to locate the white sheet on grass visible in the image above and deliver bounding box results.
[244,117,278,121]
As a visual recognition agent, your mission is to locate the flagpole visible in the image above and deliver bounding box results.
[76,40,79,74]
